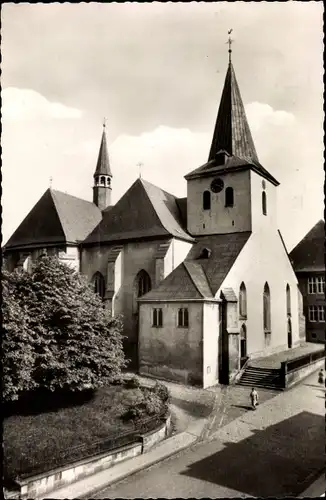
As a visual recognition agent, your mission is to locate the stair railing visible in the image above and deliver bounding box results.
[233,355,251,384]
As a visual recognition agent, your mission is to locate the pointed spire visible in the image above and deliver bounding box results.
[94,120,112,177]
[208,45,259,163]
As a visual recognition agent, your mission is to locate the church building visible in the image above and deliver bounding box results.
[3,48,305,387]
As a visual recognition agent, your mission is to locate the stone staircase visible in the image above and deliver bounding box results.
[237,366,283,391]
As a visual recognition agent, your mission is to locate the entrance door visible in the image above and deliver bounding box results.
[287,318,292,348]
[240,324,247,368]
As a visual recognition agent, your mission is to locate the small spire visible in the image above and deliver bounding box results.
[226,29,233,64]
[94,122,112,177]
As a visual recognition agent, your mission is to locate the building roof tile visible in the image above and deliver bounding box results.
[4,189,102,251]
[289,220,325,272]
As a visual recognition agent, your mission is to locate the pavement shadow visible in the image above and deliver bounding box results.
[304,383,326,390]
[171,396,212,419]
[231,404,253,411]
[180,411,324,497]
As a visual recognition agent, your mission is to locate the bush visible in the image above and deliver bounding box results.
[153,382,170,404]
[2,256,127,402]
[124,376,141,389]
[121,385,166,421]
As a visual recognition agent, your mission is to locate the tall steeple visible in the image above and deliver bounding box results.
[208,36,259,163]
[93,120,112,211]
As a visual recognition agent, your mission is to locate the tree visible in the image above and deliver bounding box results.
[2,255,126,402]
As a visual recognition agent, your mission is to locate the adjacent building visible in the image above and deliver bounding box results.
[290,220,325,344]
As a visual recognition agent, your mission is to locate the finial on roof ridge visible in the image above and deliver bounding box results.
[227,29,233,64]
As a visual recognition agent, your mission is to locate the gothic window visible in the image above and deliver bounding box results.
[100,176,105,185]
[203,190,211,210]
[178,308,189,327]
[152,308,163,327]
[136,270,152,298]
[225,187,234,207]
[263,282,271,333]
[240,324,247,367]
[107,177,111,187]
[286,284,291,316]
[262,191,267,215]
[239,282,247,318]
[93,271,105,300]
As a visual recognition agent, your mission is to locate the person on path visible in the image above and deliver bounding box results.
[250,387,259,410]
[318,369,324,385]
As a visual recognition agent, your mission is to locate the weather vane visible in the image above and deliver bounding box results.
[49,176,53,188]
[103,117,107,128]
[226,29,233,63]
[137,162,143,179]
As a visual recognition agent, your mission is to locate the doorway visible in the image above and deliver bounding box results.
[240,324,247,368]
[287,318,292,348]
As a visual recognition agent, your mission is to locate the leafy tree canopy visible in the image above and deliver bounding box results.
[2,255,126,402]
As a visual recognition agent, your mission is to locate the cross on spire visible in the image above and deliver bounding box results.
[103,117,106,129]
[49,176,53,188]
[137,162,143,179]
[226,29,233,63]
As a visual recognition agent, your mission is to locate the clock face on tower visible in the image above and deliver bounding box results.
[210,177,224,193]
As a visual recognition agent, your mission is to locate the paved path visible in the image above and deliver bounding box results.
[93,372,325,498]
[249,342,323,369]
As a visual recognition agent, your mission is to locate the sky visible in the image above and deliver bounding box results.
[1,2,324,251]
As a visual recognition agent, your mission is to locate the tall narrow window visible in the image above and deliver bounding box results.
[308,277,317,294]
[318,306,325,322]
[137,270,152,297]
[286,284,291,316]
[178,308,189,327]
[203,190,211,210]
[100,176,105,185]
[308,306,318,322]
[93,272,105,300]
[262,191,267,215]
[317,276,325,294]
[152,308,163,327]
[263,282,271,333]
[239,282,247,318]
[225,187,234,207]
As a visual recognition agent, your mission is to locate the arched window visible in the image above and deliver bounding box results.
[263,282,271,333]
[100,176,105,185]
[107,177,111,187]
[240,324,247,367]
[203,190,211,210]
[225,187,234,207]
[262,191,267,215]
[239,282,247,318]
[286,284,291,316]
[93,271,105,300]
[136,269,152,298]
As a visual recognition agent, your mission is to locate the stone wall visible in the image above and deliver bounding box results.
[12,414,171,500]
[285,358,325,388]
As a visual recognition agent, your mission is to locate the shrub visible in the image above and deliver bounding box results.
[124,376,141,389]
[153,382,171,404]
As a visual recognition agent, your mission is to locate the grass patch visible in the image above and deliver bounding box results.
[3,383,167,483]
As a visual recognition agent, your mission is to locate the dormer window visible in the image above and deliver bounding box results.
[199,247,211,259]
[225,187,234,207]
[203,190,211,210]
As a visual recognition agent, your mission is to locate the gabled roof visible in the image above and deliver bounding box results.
[185,61,279,186]
[139,261,213,301]
[83,178,194,245]
[290,220,325,272]
[4,189,102,251]
[94,126,112,177]
[186,232,251,294]
[139,231,250,302]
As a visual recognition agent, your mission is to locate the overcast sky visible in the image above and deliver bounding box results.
[1,2,324,250]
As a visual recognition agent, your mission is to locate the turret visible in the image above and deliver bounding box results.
[93,121,112,211]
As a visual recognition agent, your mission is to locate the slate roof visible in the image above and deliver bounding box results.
[186,232,251,295]
[83,178,194,245]
[185,61,279,186]
[289,220,325,272]
[139,231,250,301]
[139,261,213,301]
[94,127,112,177]
[4,189,102,251]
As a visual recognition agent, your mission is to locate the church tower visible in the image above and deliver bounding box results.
[185,38,279,236]
[93,122,112,211]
